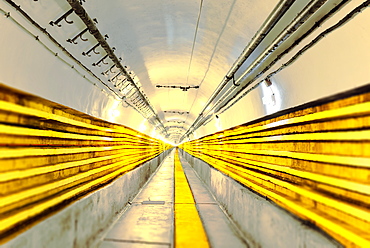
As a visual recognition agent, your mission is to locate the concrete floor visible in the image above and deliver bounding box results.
[98,151,247,248]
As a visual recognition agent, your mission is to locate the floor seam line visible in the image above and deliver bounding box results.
[103,238,170,245]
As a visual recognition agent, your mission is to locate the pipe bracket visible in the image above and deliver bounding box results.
[50,9,74,27]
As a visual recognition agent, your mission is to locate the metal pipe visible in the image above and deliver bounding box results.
[198,0,295,118]
[66,0,133,82]
[3,0,121,99]
[208,0,334,116]
[181,0,346,142]
[216,0,354,115]
[212,0,331,114]
[180,0,295,141]
[234,0,329,87]
[66,0,168,136]
[226,0,295,78]
[181,0,295,140]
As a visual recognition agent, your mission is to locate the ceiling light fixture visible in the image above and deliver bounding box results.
[155,85,199,91]
[166,120,185,124]
[164,111,189,115]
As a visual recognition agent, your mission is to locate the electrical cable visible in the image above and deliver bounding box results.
[182,0,204,134]
[185,0,204,86]
[219,0,370,115]
[180,0,360,142]
[3,0,122,99]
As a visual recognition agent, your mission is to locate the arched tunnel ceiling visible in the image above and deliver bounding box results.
[79,0,279,141]
[10,0,364,143]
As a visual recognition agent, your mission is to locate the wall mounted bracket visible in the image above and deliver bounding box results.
[49,9,74,27]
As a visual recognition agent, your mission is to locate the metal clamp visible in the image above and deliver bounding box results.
[67,28,89,44]
[50,9,74,27]
[108,72,122,83]
[82,43,100,56]
[225,75,240,86]
[102,64,117,75]
[92,54,109,67]
[116,78,128,89]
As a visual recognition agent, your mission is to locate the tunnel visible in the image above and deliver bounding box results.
[0,0,370,247]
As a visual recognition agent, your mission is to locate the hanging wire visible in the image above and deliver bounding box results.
[185,0,204,86]
[182,0,204,132]
[0,5,118,99]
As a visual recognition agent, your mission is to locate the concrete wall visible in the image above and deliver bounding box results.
[198,0,370,137]
[179,149,343,248]
[0,1,147,134]
[1,149,172,248]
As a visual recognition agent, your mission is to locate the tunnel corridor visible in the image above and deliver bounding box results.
[1,0,370,247]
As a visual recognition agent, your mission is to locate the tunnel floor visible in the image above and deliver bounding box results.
[97,150,247,247]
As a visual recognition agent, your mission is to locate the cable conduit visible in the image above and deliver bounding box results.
[181,0,351,142]
[66,0,167,134]
[3,0,120,99]
[217,0,364,116]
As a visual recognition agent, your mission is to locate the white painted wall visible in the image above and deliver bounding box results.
[1,0,369,140]
[0,1,148,133]
[198,0,370,137]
